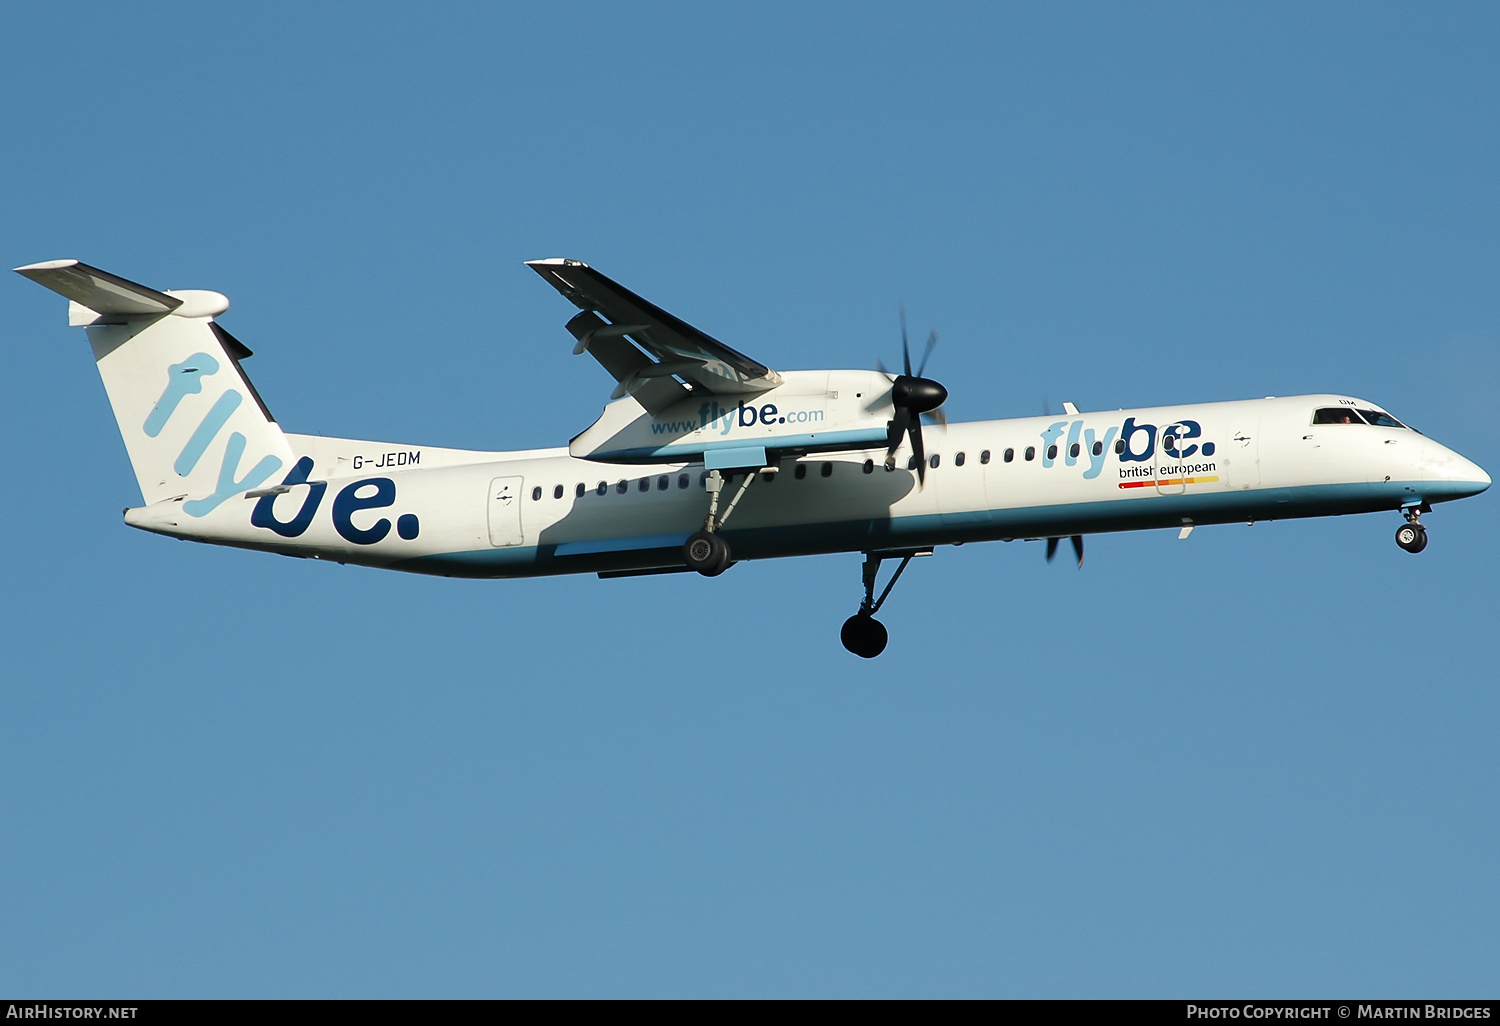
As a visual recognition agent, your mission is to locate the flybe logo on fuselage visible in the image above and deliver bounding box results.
[251,457,422,546]
[650,400,826,437]
[1034,416,1220,487]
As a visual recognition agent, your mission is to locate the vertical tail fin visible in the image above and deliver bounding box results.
[16,260,293,513]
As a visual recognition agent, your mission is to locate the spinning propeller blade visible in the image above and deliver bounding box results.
[885,406,911,460]
[900,305,912,377]
[916,329,937,378]
[908,415,926,487]
[880,308,947,489]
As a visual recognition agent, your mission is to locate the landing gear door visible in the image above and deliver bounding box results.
[488,476,525,547]
[1224,417,1261,491]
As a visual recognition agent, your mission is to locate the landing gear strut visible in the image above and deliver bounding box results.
[683,469,760,576]
[1395,506,1428,554]
[840,549,928,658]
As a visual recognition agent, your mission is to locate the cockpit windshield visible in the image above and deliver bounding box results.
[1313,407,1363,425]
[1311,407,1409,429]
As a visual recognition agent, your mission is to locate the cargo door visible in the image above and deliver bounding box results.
[487,476,525,546]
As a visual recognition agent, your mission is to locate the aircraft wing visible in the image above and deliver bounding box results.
[528,259,782,415]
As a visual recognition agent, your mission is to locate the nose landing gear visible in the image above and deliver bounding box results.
[1395,505,1428,554]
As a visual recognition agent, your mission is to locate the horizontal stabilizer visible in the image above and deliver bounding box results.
[14,259,182,318]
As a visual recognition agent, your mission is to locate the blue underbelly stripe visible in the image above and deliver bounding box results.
[392,479,1455,579]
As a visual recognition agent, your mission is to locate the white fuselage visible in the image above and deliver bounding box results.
[125,393,1490,577]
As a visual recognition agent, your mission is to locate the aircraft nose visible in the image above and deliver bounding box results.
[1463,457,1492,494]
[1422,440,1491,498]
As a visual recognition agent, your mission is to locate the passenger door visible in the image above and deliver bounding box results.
[487,476,525,546]
[1224,416,1261,492]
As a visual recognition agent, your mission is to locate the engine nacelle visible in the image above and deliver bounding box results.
[569,369,897,464]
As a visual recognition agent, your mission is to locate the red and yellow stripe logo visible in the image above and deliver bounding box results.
[1119,475,1220,489]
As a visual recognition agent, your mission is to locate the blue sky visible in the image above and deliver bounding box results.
[1,2,1496,997]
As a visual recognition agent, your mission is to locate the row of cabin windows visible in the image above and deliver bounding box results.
[530,440,1134,499]
[530,464,838,501]
[857,439,1119,473]
[533,473,702,501]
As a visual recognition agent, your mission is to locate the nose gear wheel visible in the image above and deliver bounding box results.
[1395,504,1429,554]
[1395,522,1427,553]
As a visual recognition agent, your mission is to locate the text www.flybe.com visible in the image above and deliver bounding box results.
[652,401,824,436]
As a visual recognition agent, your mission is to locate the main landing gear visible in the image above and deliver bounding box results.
[1395,505,1429,554]
[683,468,761,576]
[840,549,929,658]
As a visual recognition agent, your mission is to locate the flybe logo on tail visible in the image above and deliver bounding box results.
[143,353,281,516]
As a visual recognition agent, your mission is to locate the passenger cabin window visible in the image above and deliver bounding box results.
[954,452,966,467]
[1359,410,1406,428]
[597,481,608,496]
[929,454,940,469]
[616,480,628,494]
[1313,407,1362,425]
[1046,445,1058,460]
[1003,448,1014,463]
[576,483,585,498]
[658,475,669,490]
[1069,443,1080,459]
[553,484,564,499]
[821,462,833,477]
[679,474,690,489]
[1114,439,1125,454]
[794,463,807,479]
[863,459,874,474]
[531,486,542,501]
[980,450,991,464]
[1092,441,1103,457]
[762,471,776,483]
[1025,446,1036,461]
[908,455,921,471]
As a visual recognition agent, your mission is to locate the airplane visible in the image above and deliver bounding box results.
[15,257,1491,657]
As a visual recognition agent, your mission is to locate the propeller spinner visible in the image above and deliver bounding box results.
[881,309,948,486]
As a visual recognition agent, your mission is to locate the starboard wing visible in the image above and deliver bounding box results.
[527,259,782,415]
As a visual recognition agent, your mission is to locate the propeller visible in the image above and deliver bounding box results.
[880,307,948,487]
[1045,535,1085,568]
